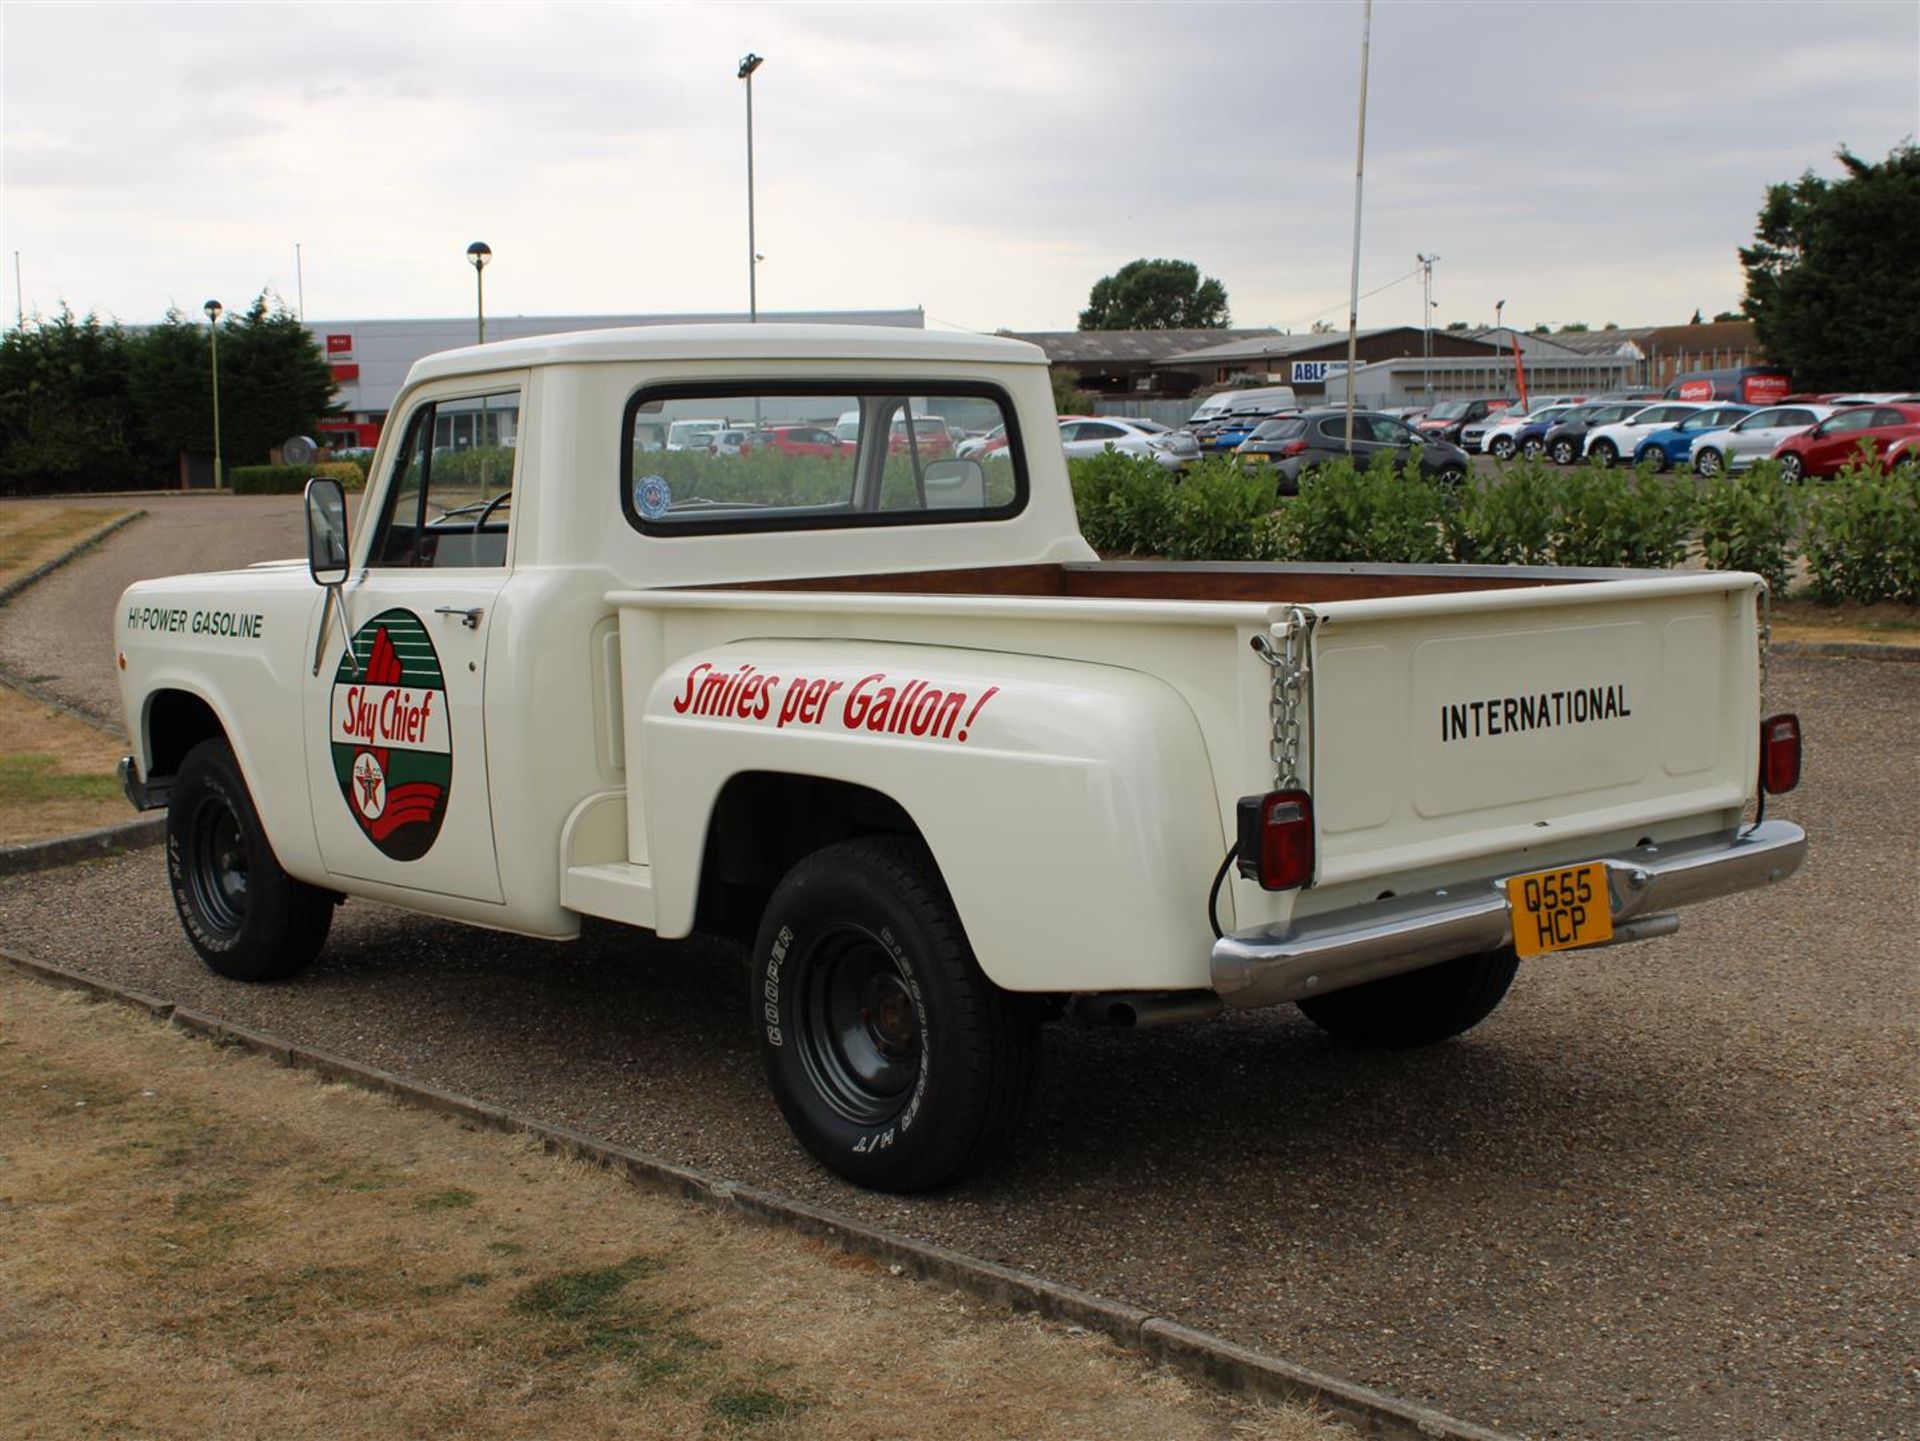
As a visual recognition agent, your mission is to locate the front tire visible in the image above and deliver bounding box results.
[167,739,332,981]
[1695,447,1724,477]
[1521,437,1545,460]
[1490,436,1516,461]
[753,838,1038,1192]
[1590,437,1619,467]
[1638,446,1668,472]
[1550,438,1577,465]
[1296,948,1519,1048]
[1778,452,1805,483]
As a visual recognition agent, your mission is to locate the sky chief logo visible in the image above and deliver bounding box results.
[329,608,452,861]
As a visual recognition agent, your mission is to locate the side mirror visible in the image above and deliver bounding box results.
[921,458,986,509]
[305,477,351,586]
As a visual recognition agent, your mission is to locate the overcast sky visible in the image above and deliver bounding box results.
[3,1,1916,336]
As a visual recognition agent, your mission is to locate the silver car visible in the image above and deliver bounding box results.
[1690,404,1835,476]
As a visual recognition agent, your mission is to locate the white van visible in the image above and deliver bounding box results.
[1187,385,1298,426]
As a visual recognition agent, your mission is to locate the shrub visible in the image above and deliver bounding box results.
[228,464,314,495]
[1694,458,1800,592]
[1162,458,1275,561]
[1067,450,1178,555]
[1444,458,1560,565]
[1553,462,1697,569]
[1287,455,1452,565]
[1800,456,1920,603]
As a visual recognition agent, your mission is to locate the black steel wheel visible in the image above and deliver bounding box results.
[167,739,332,981]
[754,837,1038,1192]
[1297,948,1520,1049]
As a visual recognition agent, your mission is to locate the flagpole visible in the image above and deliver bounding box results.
[1343,0,1374,447]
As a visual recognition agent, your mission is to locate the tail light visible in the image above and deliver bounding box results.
[1279,439,1309,457]
[1761,713,1801,794]
[1236,790,1315,891]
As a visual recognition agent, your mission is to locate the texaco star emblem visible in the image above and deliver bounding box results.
[351,752,386,819]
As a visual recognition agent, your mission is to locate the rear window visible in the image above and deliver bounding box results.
[1251,418,1307,441]
[622,382,1024,536]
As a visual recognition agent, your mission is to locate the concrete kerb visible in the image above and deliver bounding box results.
[1772,639,1920,663]
[0,508,145,607]
[0,945,1515,1441]
[0,815,164,877]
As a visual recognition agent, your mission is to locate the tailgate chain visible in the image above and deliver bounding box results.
[1251,606,1314,791]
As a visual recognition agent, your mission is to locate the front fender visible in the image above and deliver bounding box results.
[641,640,1225,992]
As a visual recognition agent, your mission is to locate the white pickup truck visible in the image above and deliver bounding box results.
[115,325,1807,1192]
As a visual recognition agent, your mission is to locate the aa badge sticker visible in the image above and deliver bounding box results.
[329,608,452,861]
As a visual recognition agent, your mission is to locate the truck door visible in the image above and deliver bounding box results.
[304,385,523,904]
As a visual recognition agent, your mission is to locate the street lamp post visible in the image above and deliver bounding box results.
[203,299,223,489]
[1417,253,1440,399]
[466,241,491,344]
[738,53,763,322]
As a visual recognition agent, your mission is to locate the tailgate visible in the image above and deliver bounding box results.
[1299,573,1762,892]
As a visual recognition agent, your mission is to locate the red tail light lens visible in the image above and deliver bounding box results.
[1236,790,1315,891]
[1280,440,1309,457]
[1761,713,1801,794]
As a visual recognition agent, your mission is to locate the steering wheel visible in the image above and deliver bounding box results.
[474,489,512,531]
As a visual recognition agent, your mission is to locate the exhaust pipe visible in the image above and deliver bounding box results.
[1074,991,1224,1029]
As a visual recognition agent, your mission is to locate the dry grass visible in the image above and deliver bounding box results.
[0,972,1348,1441]
[1770,599,1920,647]
[0,683,131,843]
[0,503,137,591]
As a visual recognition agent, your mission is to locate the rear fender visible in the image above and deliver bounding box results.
[640,640,1224,992]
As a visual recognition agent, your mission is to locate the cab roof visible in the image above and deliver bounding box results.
[406,323,1045,386]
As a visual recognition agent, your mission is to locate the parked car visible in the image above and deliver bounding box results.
[1414,397,1516,447]
[1187,385,1298,428]
[1771,403,1920,481]
[1630,404,1756,472]
[744,425,851,459]
[1582,402,1713,467]
[1199,406,1295,456]
[667,419,727,451]
[1237,408,1469,493]
[1541,402,1648,464]
[956,423,1005,460]
[1116,417,1201,464]
[1460,396,1584,454]
[1885,433,1919,470]
[883,416,955,457]
[1689,405,1835,476]
[1480,405,1578,461]
[1060,417,1194,471]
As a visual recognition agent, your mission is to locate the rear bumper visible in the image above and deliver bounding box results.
[1211,820,1807,1010]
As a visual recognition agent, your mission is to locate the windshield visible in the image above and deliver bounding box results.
[1426,401,1471,420]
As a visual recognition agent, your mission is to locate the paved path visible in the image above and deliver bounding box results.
[0,494,306,724]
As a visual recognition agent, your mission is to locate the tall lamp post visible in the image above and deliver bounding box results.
[738,53,763,322]
[1417,253,1440,400]
[466,241,491,344]
[203,300,223,489]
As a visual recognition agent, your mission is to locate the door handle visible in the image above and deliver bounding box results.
[434,606,484,629]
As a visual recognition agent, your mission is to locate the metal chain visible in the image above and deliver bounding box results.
[1251,606,1313,791]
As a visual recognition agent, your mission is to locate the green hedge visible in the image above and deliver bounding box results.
[228,459,366,495]
[1066,451,1920,604]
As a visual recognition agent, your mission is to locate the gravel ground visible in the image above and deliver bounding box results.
[2,652,1913,1439]
[0,494,307,724]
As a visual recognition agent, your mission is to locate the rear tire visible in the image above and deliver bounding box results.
[167,739,332,981]
[1550,438,1576,465]
[1296,948,1519,1048]
[753,838,1038,1192]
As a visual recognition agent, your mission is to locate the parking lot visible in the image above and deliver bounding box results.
[2,497,1913,1441]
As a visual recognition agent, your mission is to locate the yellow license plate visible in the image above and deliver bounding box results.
[1506,861,1613,958]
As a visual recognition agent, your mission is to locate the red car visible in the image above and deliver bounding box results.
[743,425,850,459]
[1772,403,1920,481]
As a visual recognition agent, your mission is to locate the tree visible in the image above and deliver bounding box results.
[1078,259,1229,331]
[1049,366,1097,415]
[1740,143,1920,389]
[127,292,338,474]
[0,308,143,493]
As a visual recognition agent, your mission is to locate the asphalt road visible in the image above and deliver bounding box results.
[1,508,1915,1438]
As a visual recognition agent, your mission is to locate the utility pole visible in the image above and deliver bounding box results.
[739,53,764,322]
[13,252,21,327]
[1417,253,1440,400]
[1342,0,1373,447]
[296,243,305,321]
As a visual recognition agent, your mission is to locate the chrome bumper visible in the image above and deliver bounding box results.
[118,755,167,812]
[1211,820,1807,1011]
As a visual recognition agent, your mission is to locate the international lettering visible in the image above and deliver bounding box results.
[1441,684,1632,742]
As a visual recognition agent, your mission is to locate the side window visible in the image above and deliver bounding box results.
[1779,410,1814,428]
[369,389,521,568]
[1825,410,1874,434]
[1081,422,1125,441]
